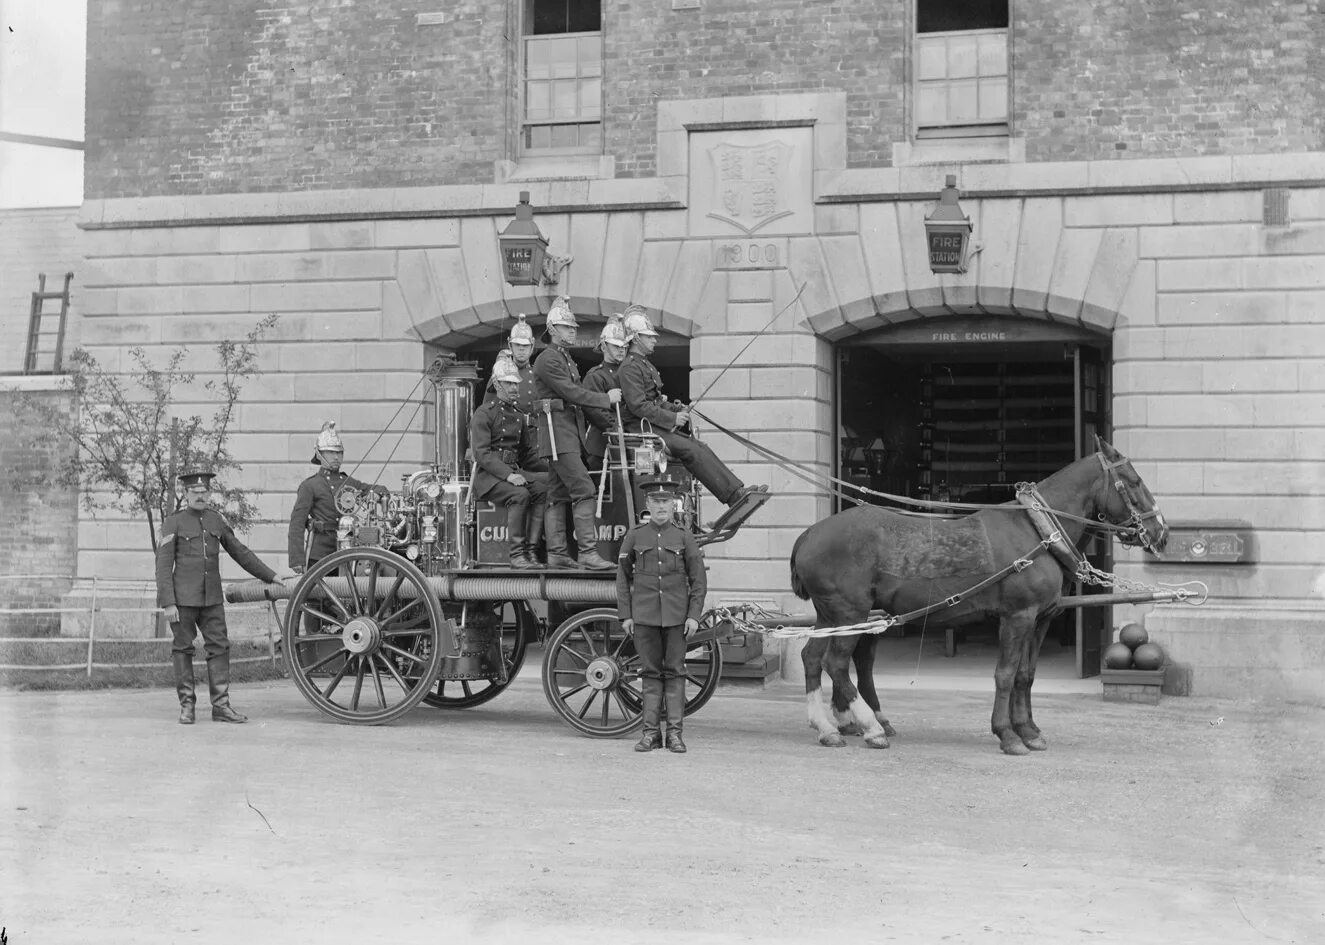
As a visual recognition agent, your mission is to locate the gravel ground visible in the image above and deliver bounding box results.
[2,669,1322,945]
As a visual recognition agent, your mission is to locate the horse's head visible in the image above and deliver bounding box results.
[1093,436,1168,555]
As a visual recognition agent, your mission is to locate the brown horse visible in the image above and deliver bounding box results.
[789,437,1168,755]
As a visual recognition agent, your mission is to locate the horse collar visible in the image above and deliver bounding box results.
[1015,483,1086,574]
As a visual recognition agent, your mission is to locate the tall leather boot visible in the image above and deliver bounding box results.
[173,653,196,725]
[572,499,614,570]
[664,675,687,753]
[544,503,579,570]
[207,653,248,723]
[634,679,663,752]
[506,502,536,569]
[525,495,546,566]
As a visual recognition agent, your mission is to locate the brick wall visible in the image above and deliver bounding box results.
[0,208,81,374]
[1016,1,1324,161]
[86,0,509,198]
[86,1,1325,199]
[0,385,78,635]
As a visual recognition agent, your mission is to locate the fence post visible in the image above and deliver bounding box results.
[86,576,99,678]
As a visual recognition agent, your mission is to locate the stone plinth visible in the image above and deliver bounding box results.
[1144,602,1325,705]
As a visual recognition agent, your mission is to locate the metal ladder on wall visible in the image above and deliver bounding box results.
[24,271,73,374]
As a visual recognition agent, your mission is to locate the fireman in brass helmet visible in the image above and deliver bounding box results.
[156,470,293,724]
[471,356,549,568]
[531,296,622,571]
[618,305,766,509]
[502,313,541,414]
[580,312,628,468]
[288,421,390,576]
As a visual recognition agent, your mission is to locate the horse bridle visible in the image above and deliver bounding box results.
[1097,450,1164,553]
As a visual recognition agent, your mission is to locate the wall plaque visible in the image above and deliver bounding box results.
[688,128,812,238]
[1155,521,1254,565]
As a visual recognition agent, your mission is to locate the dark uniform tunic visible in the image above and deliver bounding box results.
[484,359,546,462]
[616,517,707,683]
[287,467,382,569]
[581,360,621,464]
[470,397,548,506]
[155,508,276,659]
[532,345,614,504]
[618,352,744,505]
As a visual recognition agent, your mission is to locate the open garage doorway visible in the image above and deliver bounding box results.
[835,316,1113,679]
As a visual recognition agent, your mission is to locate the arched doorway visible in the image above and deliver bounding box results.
[835,314,1113,679]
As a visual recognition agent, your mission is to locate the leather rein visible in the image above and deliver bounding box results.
[696,409,1156,545]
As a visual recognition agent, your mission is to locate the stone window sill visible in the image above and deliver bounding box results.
[893,137,1025,167]
[494,154,617,183]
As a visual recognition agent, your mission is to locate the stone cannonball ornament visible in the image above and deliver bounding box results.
[1118,623,1149,651]
[1103,642,1134,670]
[1131,642,1165,671]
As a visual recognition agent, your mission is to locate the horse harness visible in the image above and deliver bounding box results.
[724,455,1161,641]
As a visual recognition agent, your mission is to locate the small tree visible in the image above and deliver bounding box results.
[13,314,279,550]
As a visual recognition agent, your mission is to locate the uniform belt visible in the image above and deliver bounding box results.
[309,520,338,534]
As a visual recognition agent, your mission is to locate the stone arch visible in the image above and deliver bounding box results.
[414,297,700,351]
[797,200,1141,342]
[384,211,702,351]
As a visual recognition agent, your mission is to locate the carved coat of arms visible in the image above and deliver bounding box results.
[707,141,793,235]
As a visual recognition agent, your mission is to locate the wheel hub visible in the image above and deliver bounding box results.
[584,657,621,691]
[342,616,383,655]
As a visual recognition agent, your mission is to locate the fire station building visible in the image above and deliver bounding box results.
[68,1,1325,700]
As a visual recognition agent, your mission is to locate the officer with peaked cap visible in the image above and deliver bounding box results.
[532,296,622,571]
[156,470,293,724]
[618,305,765,509]
[617,473,706,753]
[581,312,628,467]
[471,356,549,568]
[288,421,390,575]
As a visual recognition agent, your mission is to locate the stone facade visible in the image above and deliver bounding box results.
[65,2,1325,702]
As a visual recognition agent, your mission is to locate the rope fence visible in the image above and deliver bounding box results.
[0,574,286,678]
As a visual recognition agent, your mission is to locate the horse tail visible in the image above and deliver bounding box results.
[789,531,810,600]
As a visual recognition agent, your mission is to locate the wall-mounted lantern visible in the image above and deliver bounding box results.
[497,191,573,287]
[498,191,550,286]
[924,175,973,274]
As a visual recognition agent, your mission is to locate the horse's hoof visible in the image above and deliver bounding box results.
[880,721,898,738]
[864,734,890,749]
[1022,735,1048,751]
[818,733,847,748]
[1000,739,1031,756]
[837,722,864,736]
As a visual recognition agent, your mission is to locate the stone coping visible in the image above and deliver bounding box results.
[81,152,1325,230]
[0,374,73,392]
[820,152,1325,202]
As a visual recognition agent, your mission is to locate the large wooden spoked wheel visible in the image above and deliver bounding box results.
[540,608,724,738]
[283,547,448,724]
[422,599,535,709]
[680,611,724,715]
